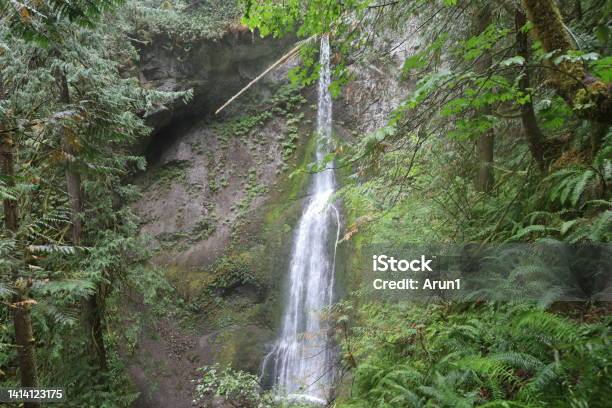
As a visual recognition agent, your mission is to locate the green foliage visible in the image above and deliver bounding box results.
[547,167,596,207]
[282,112,304,160]
[242,0,369,38]
[192,215,218,241]
[287,42,321,87]
[204,256,260,295]
[195,363,273,407]
[0,0,184,404]
[0,0,126,46]
[194,364,315,408]
[148,159,192,189]
[334,301,611,408]
[125,0,241,44]
[268,2,612,406]
[1,0,610,406]
[590,56,612,81]
[215,83,306,142]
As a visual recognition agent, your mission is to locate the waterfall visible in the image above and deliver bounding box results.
[261,34,337,405]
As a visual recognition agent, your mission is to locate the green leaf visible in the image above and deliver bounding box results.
[402,54,427,73]
[590,56,612,82]
[507,224,549,241]
[559,220,578,236]
[571,169,594,206]
[500,56,525,67]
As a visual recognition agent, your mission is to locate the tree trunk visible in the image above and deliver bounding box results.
[82,295,108,371]
[521,0,612,123]
[57,72,108,372]
[1,138,19,232]
[516,9,547,172]
[477,133,495,192]
[474,5,495,192]
[1,132,40,408]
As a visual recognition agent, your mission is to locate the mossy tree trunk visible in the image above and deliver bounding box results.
[521,0,612,125]
[1,131,40,408]
[516,9,547,172]
[57,72,108,373]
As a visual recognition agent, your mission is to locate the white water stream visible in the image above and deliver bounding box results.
[261,34,338,404]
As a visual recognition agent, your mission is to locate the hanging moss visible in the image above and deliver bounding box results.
[522,0,612,122]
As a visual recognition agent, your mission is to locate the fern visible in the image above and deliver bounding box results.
[546,167,597,208]
[559,219,579,236]
[0,282,15,299]
[506,225,551,242]
[517,312,579,347]
[571,169,595,206]
[516,362,561,402]
[588,210,612,241]
[27,245,77,255]
[337,301,610,408]
[489,352,544,372]
[32,279,96,298]
[0,179,17,201]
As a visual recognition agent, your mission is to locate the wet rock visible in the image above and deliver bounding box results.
[136,30,295,146]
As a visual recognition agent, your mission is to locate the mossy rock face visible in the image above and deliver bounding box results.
[138,79,364,375]
[179,101,321,373]
[208,324,272,373]
[136,82,310,277]
[138,26,296,142]
[165,265,214,300]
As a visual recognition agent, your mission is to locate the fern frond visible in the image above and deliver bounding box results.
[32,278,96,298]
[588,210,612,241]
[517,312,579,345]
[570,169,594,206]
[27,245,77,255]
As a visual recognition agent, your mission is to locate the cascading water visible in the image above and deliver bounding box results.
[261,34,338,404]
